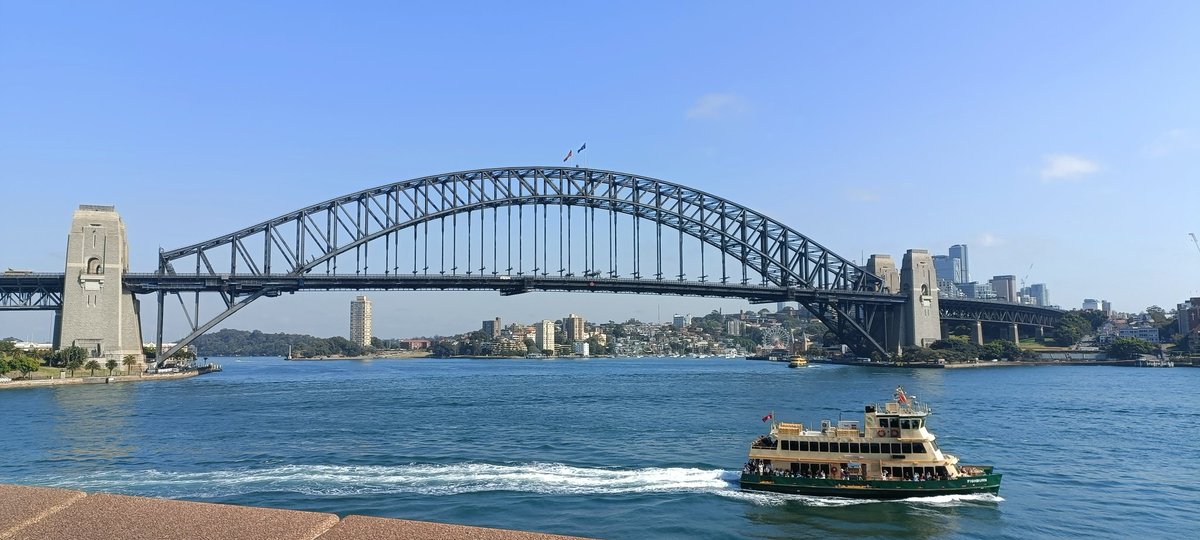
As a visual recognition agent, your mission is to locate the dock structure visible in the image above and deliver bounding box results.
[0,483,588,540]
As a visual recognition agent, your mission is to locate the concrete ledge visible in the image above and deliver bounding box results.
[317,515,586,540]
[0,371,199,391]
[0,484,86,539]
[0,484,589,540]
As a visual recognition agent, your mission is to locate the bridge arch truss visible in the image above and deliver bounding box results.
[149,167,891,359]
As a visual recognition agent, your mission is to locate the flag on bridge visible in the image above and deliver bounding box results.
[562,149,573,162]
[577,143,586,153]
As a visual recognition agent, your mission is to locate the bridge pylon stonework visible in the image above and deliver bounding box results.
[56,205,144,366]
[900,249,942,348]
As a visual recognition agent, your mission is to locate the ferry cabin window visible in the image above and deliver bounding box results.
[900,419,910,429]
[901,443,913,454]
[869,443,881,453]
[819,442,829,452]
[891,443,902,454]
[839,442,849,453]
[849,443,860,453]
[912,443,926,453]
[789,440,799,451]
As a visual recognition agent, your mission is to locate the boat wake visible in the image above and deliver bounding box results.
[32,463,1002,507]
[33,463,735,499]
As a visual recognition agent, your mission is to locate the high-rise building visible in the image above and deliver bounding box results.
[1101,300,1112,315]
[350,295,373,347]
[1082,299,1101,310]
[672,314,692,328]
[727,320,744,336]
[482,317,501,338]
[958,281,995,299]
[949,244,969,283]
[989,275,1017,302]
[931,255,963,284]
[1028,284,1049,306]
[564,313,585,341]
[535,320,555,353]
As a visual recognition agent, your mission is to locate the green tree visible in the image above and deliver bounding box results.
[66,356,85,377]
[1105,337,1157,359]
[84,359,101,376]
[0,355,11,375]
[123,354,138,375]
[105,358,118,376]
[61,346,89,367]
[1146,306,1168,326]
[1051,312,1094,346]
[13,355,41,379]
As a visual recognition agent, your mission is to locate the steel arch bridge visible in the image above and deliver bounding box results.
[142,166,904,359]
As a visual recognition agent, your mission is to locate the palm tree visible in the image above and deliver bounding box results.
[67,357,85,377]
[122,354,137,375]
[105,358,118,376]
[84,360,101,376]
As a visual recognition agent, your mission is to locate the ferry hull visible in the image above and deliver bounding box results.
[739,473,1001,499]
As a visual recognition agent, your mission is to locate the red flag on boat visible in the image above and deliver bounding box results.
[895,386,908,403]
[761,412,773,422]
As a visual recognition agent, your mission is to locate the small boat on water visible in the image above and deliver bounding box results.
[740,387,1001,498]
[787,355,807,368]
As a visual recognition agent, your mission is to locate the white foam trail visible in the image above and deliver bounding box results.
[37,463,734,498]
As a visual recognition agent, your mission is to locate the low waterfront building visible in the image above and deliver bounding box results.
[1118,326,1161,343]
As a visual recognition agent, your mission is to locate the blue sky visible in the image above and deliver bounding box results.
[3,2,1200,341]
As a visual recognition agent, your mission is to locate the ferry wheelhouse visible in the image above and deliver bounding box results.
[740,387,1001,498]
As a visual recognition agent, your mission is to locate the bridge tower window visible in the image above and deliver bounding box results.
[86,257,103,274]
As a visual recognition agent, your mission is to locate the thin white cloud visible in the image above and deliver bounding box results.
[1142,128,1200,158]
[1039,154,1099,180]
[977,232,1004,247]
[686,93,747,119]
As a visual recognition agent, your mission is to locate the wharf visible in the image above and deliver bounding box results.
[0,483,588,540]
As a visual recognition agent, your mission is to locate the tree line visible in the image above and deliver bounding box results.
[192,329,367,358]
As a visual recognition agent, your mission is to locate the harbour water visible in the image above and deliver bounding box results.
[1,358,1196,539]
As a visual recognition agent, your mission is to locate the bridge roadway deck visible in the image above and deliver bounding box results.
[0,483,586,539]
[120,273,908,305]
[1,273,1061,326]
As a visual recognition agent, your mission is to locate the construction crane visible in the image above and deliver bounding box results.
[1020,263,1034,289]
[1190,233,1200,257]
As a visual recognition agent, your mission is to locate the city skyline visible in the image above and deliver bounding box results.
[3,2,1199,341]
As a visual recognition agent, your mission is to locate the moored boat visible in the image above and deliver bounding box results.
[740,387,1001,498]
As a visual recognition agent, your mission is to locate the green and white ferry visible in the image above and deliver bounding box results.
[740,387,1001,499]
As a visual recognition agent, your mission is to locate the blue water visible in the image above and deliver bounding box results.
[2,358,1197,539]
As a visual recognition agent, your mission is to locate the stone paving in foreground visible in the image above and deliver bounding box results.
[0,484,588,540]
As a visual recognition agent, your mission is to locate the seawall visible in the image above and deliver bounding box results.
[0,370,199,391]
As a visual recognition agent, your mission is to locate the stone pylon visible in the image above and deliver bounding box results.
[866,254,903,355]
[900,249,942,348]
[56,205,144,367]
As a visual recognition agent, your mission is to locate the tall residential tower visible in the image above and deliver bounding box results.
[350,295,373,347]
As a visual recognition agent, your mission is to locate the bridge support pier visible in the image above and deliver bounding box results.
[56,205,144,368]
[973,320,984,345]
[1010,323,1020,344]
[865,255,902,355]
[900,250,942,348]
